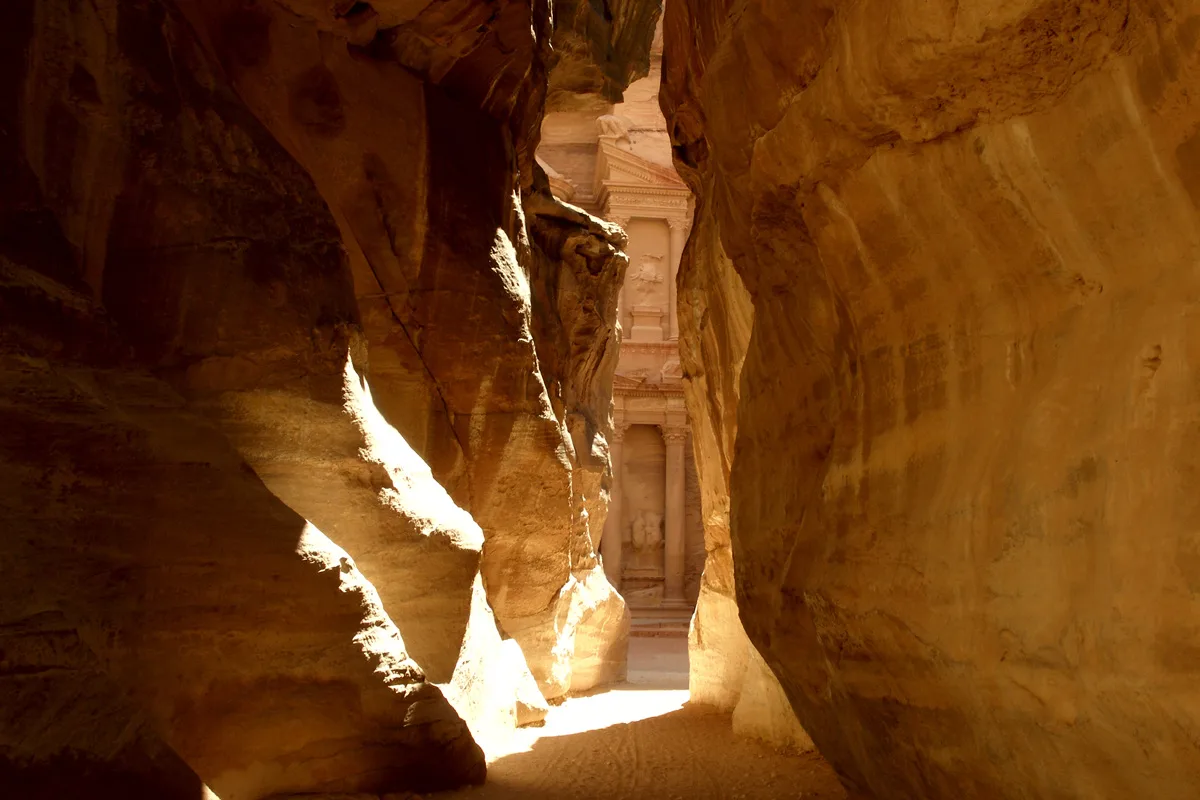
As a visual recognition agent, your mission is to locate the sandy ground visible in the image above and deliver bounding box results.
[428,638,848,800]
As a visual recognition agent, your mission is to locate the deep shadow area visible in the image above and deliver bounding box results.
[429,704,847,800]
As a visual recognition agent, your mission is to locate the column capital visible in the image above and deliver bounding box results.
[660,425,689,444]
[667,216,691,233]
[610,423,630,444]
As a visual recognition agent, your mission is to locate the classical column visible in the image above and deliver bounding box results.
[667,218,688,341]
[601,423,628,589]
[661,425,688,604]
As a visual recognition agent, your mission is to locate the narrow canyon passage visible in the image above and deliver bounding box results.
[436,639,847,800]
[8,0,1200,798]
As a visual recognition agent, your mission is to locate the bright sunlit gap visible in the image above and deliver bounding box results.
[476,637,689,763]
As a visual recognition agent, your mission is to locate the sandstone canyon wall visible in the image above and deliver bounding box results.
[674,210,814,753]
[663,0,1200,798]
[1,0,657,797]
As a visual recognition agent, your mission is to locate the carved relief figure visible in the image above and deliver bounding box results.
[660,358,683,380]
[597,114,632,140]
[632,253,665,286]
[630,510,664,552]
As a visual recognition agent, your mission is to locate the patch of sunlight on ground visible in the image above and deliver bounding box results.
[432,633,850,800]
[482,636,689,762]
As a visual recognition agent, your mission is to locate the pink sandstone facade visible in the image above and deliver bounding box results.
[538,22,703,618]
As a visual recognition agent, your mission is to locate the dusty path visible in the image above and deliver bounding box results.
[430,639,848,800]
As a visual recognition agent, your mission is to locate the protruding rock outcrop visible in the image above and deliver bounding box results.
[548,0,664,110]
[663,1,1200,797]
[167,0,641,700]
[2,0,657,795]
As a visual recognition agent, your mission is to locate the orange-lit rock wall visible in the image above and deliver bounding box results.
[663,0,1200,796]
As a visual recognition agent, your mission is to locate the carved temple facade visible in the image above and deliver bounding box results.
[538,22,703,612]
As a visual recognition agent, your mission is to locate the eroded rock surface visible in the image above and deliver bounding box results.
[3,0,656,795]
[0,612,216,799]
[671,182,811,752]
[548,0,663,110]
[167,0,639,699]
[663,1,1200,797]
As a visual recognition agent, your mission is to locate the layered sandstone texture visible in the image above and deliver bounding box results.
[672,190,812,752]
[663,0,1200,798]
[2,0,656,796]
[548,0,663,109]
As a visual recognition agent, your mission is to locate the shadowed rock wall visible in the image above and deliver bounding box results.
[663,0,1200,797]
[2,0,657,795]
[674,204,812,752]
[549,0,664,109]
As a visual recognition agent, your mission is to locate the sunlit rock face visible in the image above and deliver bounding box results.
[166,0,649,700]
[670,165,812,753]
[663,1,1200,797]
[2,0,656,795]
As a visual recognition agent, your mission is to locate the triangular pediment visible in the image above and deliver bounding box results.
[596,140,687,189]
[613,372,648,390]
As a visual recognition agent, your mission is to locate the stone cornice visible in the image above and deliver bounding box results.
[604,200,691,226]
[602,184,691,206]
[615,385,686,398]
[603,182,692,198]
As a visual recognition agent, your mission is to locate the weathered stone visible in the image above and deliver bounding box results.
[519,178,634,695]
[548,0,664,110]
[2,0,659,794]
[0,612,216,799]
[663,0,1200,797]
[0,346,484,799]
[670,211,811,751]
[169,0,641,700]
[2,0,485,793]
